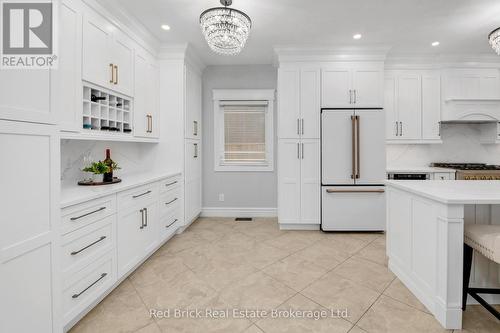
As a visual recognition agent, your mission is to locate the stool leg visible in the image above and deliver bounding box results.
[463,244,473,311]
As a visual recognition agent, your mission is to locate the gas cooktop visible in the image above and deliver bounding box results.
[431,163,500,171]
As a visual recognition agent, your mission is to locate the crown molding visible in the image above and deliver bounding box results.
[273,45,391,65]
[385,53,500,69]
[82,0,160,55]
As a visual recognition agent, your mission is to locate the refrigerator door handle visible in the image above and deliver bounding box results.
[349,90,352,104]
[351,115,356,179]
[356,115,360,179]
[297,142,300,159]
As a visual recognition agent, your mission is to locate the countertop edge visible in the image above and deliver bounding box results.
[61,171,183,208]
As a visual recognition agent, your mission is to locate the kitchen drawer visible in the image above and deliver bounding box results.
[62,251,115,324]
[61,215,114,272]
[62,195,116,234]
[433,172,453,180]
[117,182,158,210]
[160,210,180,241]
[160,176,181,195]
[159,187,181,218]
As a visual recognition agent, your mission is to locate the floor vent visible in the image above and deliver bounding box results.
[235,217,253,222]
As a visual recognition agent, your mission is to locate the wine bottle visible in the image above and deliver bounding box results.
[103,149,114,183]
[91,94,106,102]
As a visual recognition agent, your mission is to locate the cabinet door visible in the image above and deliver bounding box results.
[82,12,112,88]
[185,178,201,226]
[56,0,83,132]
[0,122,61,333]
[321,110,355,185]
[141,200,159,255]
[278,67,300,138]
[185,139,201,182]
[133,52,148,137]
[422,73,441,140]
[397,74,422,140]
[384,75,398,140]
[352,68,384,108]
[184,139,201,226]
[146,61,160,138]
[278,140,301,225]
[321,68,352,108]
[185,65,202,139]
[117,207,144,277]
[300,68,320,139]
[300,139,320,225]
[112,31,134,96]
[355,109,386,185]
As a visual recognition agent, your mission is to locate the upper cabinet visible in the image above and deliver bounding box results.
[134,50,159,138]
[185,65,202,140]
[322,63,384,108]
[385,70,441,144]
[278,65,320,139]
[82,10,134,97]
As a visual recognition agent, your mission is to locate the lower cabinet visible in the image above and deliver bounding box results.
[278,139,320,228]
[184,139,201,226]
[60,174,182,330]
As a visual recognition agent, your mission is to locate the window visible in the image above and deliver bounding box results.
[213,89,275,172]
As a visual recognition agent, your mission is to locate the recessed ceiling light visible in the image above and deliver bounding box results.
[431,41,440,46]
[353,34,362,40]
[161,24,171,31]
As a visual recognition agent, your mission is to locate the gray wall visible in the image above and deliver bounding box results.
[202,65,278,209]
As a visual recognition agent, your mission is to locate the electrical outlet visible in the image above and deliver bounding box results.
[218,193,225,202]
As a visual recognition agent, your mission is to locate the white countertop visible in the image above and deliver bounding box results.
[61,171,182,208]
[386,166,456,173]
[385,180,500,204]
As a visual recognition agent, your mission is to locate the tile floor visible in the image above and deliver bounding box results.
[70,217,500,333]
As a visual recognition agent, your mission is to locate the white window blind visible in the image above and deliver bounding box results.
[221,102,268,164]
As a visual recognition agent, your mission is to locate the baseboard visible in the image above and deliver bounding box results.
[201,207,277,218]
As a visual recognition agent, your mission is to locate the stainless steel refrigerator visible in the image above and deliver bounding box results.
[321,108,386,231]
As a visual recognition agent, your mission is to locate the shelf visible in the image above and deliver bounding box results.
[444,98,500,102]
[82,85,133,133]
[60,131,159,143]
[386,139,443,145]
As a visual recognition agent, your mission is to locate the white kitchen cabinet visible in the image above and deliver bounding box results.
[322,63,384,108]
[277,66,320,139]
[82,7,134,97]
[185,65,202,139]
[442,68,500,100]
[56,0,83,132]
[278,139,320,227]
[385,70,441,143]
[184,139,201,225]
[134,50,159,138]
[0,121,61,333]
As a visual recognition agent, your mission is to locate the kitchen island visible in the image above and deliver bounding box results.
[385,180,500,329]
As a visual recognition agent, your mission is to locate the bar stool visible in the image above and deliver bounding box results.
[462,223,500,320]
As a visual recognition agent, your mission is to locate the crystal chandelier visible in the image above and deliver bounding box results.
[200,0,252,55]
[488,27,500,55]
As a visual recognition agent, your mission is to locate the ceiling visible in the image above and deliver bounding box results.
[115,0,500,65]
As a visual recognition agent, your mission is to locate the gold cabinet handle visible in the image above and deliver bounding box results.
[109,63,114,83]
[356,115,360,179]
[351,115,356,179]
[114,65,118,84]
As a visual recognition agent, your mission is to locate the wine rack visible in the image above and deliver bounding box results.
[82,84,132,134]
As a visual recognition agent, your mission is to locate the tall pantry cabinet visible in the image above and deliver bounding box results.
[277,65,321,228]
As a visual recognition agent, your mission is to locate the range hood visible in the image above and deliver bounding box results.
[441,99,500,124]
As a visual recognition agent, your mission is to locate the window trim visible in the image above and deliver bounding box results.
[213,89,275,172]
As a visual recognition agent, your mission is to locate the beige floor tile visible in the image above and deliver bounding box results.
[455,304,500,333]
[290,241,345,270]
[70,280,153,333]
[354,238,388,267]
[191,257,258,291]
[383,279,430,313]
[255,294,353,333]
[129,254,190,288]
[332,257,395,293]
[154,231,211,255]
[243,324,265,333]
[345,232,384,243]
[218,271,296,310]
[348,326,368,333]
[263,255,328,291]
[318,234,369,257]
[214,231,260,253]
[301,272,380,323]
[156,316,251,333]
[133,269,216,310]
[239,242,290,270]
[135,322,162,333]
[263,232,320,253]
[234,221,286,241]
[357,295,447,333]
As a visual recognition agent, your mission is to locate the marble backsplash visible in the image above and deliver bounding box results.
[387,123,500,167]
[60,140,160,187]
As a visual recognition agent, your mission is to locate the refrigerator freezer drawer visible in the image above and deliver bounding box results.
[321,186,385,231]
